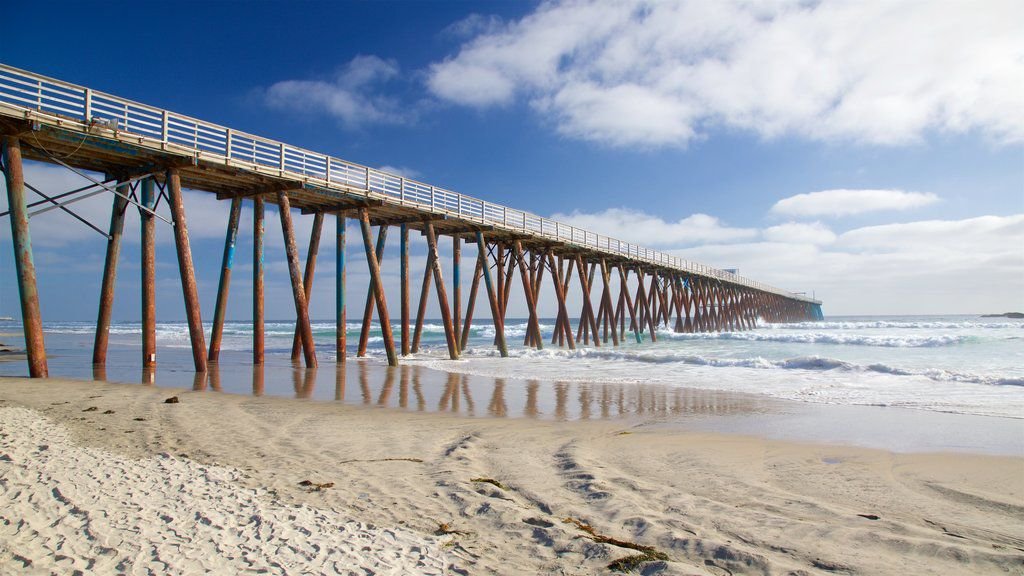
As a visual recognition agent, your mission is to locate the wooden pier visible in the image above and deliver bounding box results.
[0,63,822,377]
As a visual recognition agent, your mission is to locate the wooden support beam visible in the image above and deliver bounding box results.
[215,180,303,201]
[141,177,157,368]
[452,236,461,353]
[693,278,705,332]
[167,168,208,372]
[500,246,517,319]
[253,195,265,364]
[336,212,346,361]
[672,276,685,333]
[208,196,242,363]
[297,197,384,214]
[577,262,598,344]
[513,241,543,350]
[475,232,508,357]
[494,245,505,327]
[525,251,536,347]
[277,190,317,368]
[412,231,434,353]
[599,259,619,346]
[364,213,446,227]
[548,253,575,349]
[682,278,693,333]
[425,223,460,360]
[460,255,483,351]
[614,278,622,338]
[647,272,660,329]
[617,266,642,343]
[1,136,47,377]
[92,179,129,366]
[551,257,562,346]
[636,269,658,342]
[291,211,324,360]
[657,274,672,326]
[553,257,575,347]
[358,208,398,366]
[527,250,547,347]
[400,224,410,356]
[576,256,600,347]
[358,225,388,356]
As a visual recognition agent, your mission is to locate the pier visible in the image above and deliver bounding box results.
[0,63,822,377]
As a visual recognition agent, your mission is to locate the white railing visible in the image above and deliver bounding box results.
[0,63,819,304]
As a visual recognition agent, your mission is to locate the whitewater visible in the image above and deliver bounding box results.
[2,314,1021,419]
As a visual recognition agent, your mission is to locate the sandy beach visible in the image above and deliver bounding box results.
[1,375,1022,575]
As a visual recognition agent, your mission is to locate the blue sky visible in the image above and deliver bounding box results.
[1,0,1022,322]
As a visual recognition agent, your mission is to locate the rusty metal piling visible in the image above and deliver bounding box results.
[1,136,47,377]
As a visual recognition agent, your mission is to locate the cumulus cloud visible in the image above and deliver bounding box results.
[771,189,940,218]
[427,0,1024,147]
[263,55,410,128]
[548,207,757,247]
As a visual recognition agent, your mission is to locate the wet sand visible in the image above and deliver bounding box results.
[2,375,1022,574]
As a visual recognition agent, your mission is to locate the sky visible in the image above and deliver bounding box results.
[0,0,1022,323]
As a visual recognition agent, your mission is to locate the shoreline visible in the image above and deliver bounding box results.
[5,355,1023,456]
[2,376,1023,574]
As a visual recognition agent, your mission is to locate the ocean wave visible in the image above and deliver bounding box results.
[763,320,1024,330]
[658,331,970,347]
[474,322,557,339]
[459,347,1023,387]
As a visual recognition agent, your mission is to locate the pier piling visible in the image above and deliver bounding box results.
[167,169,208,373]
[291,211,323,361]
[277,190,317,368]
[336,212,347,362]
[253,195,265,365]
[140,177,157,369]
[208,196,242,363]
[358,208,397,366]
[1,136,47,377]
[92,179,128,366]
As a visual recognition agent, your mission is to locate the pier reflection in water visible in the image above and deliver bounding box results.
[164,360,774,421]
[80,344,771,421]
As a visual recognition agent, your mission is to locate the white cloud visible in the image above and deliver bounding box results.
[763,222,836,245]
[442,13,505,40]
[836,215,1024,254]
[427,0,1024,147]
[676,214,1024,315]
[541,205,1023,314]
[771,189,940,218]
[548,207,757,247]
[377,165,422,180]
[264,56,410,128]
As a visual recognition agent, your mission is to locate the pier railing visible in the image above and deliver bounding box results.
[0,63,818,304]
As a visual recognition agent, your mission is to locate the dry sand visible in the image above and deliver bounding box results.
[1,376,1022,575]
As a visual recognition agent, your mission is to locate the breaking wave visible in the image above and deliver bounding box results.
[457,347,1024,388]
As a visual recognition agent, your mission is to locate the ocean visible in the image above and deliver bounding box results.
[1,314,1021,418]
